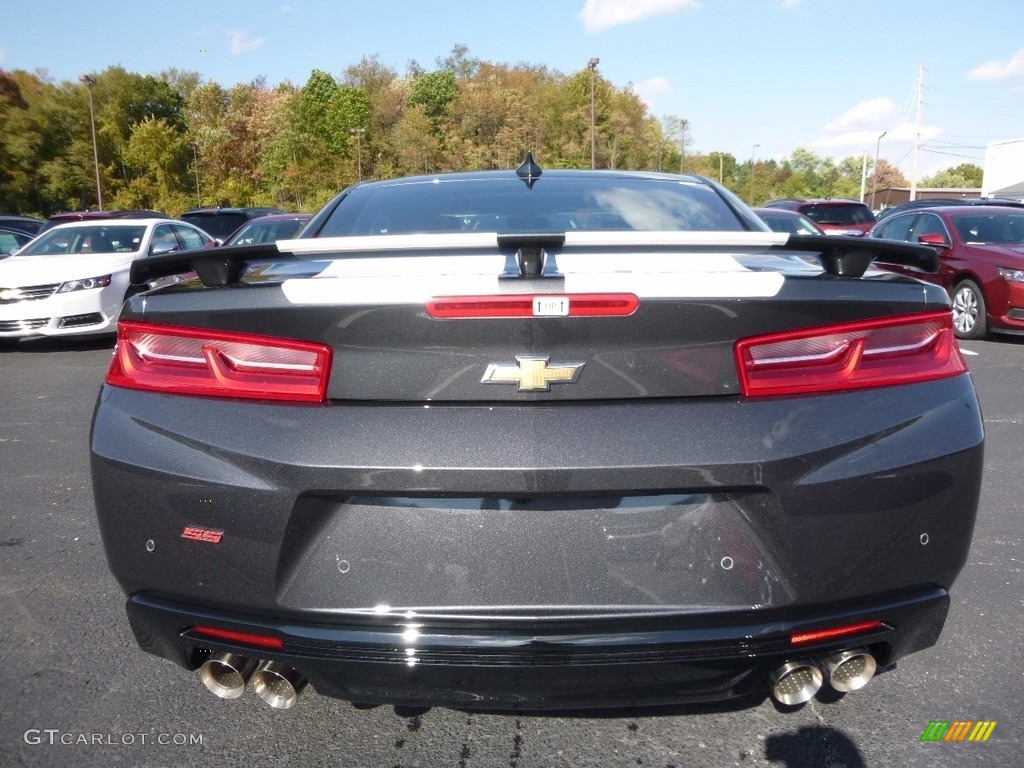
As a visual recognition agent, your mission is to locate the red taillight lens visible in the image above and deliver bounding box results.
[790,620,886,646]
[106,321,332,402]
[735,311,967,397]
[426,294,639,318]
[192,625,285,650]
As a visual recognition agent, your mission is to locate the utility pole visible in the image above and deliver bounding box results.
[910,65,924,202]
[749,144,759,204]
[679,118,686,174]
[81,75,103,211]
[350,127,365,180]
[192,143,202,206]
[871,131,886,211]
[588,58,599,169]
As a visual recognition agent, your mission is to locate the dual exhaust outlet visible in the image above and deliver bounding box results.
[769,648,877,705]
[199,653,306,709]
[200,647,875,709]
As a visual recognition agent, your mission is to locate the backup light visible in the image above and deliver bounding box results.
[735,311,967,397]
[106,321,332,402]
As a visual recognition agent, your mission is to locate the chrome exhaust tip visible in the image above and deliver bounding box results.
[769,659,823,705]
[251,661,307,709]
[821,648,876,692]
[199,652,257,699]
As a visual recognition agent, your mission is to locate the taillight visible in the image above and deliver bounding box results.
[426,293,639,318]
[735,311,967,397]
[106,321,332,402]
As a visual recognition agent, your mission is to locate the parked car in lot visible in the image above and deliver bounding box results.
[0,218,213,340]
[875,197,1024,221]
[37,209,171,234]
[867,205,1024,339]
[753,207,825,236]
[0,225,34,255]
[762,198,876,235]
[180,206,286,243]
[91,158,983,712]
[222,213,312,247]
[0,214,46,236]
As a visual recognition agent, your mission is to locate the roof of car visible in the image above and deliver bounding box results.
[182,207,287,215]
[42,218,185,231]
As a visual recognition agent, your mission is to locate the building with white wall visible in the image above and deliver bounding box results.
[981,138,1024,199]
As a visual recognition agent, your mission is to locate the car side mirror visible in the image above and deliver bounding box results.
[150,241,180,256]
[918,233,950,248]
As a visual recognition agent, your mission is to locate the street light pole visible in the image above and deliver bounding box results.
[749,144,759,204]
[350,127,366,180]
[587,58,599,169]
[81,75,103,211]
[192,143,202,207]
[870,131,887,212]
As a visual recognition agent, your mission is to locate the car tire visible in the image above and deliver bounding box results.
[950,279,987,340]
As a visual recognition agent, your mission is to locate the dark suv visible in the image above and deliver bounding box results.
[180,207,286,243]
[762,198,876,235]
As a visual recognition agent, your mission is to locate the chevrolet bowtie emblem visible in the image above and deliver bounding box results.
[481,356,585,391]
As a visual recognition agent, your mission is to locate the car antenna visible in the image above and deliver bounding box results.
[516,152,542,189]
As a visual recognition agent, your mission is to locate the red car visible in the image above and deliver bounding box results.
[867,205,1024,339]
[762,198,876,235]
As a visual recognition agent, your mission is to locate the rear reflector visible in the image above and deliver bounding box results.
[106,321,332,402]
[192,625,285,650]
[735,311,967,397]
[790,620,886,646]
[426,294,639,318]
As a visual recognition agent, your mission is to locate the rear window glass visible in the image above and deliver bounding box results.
[317,176,746,236]
[800,204,875,226]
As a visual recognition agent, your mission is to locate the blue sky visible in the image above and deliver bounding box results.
[4,0,1024,179]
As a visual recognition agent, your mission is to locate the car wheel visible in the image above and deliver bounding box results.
[950,279,987,340]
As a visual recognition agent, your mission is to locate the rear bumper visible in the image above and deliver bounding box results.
[92,375,983,708]
[128,589,948,710]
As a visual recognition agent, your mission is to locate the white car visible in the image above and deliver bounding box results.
[0,218,213,340]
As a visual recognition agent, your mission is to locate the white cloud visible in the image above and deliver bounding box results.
[778,0,803,8]
[813,97,941,149]
[579,0,700,33]
[632,77,673,108]
[822,97,900,135]
[228,30,264,55]
[968,48,1024,81]
[280,3,297,13]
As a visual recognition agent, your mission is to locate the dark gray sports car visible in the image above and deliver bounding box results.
[90,157,984,712]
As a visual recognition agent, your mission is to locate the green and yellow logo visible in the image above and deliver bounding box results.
[921,721,997,742]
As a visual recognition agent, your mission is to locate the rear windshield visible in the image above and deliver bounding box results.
[316,176,747,237]
[800,203,875,226]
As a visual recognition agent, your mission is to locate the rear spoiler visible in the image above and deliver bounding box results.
[130,233,938,288]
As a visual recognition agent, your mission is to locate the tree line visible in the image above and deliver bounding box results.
[0,46,982,218]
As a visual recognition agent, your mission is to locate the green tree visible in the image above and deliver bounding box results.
[921,163,983,188]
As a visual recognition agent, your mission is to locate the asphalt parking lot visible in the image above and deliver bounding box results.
[1,334,1022,768]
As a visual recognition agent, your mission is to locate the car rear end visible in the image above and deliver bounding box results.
[796,201,876,236]
[90,172,983,711]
